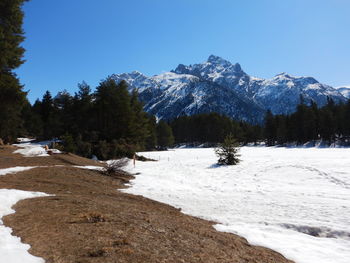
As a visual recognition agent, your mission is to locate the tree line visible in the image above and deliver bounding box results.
[169,98,350,147]
[170,113,263,145]
[264,98,350,146]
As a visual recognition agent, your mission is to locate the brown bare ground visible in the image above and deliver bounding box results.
[0,145,294,263]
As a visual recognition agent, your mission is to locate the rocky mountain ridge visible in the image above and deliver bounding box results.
[111,55,347,123]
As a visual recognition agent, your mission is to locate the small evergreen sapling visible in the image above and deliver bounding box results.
[215,134,241,165]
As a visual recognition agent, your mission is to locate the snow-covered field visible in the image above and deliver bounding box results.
[123,147,350,263]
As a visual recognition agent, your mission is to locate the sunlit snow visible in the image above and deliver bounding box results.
[337,86,350,99]
[123,147,350,263]
[13,140,62,157]
[0,167,37,176]
[73,165,104,171]
[0,189,48,263]
[13,143,49,157]
[16,138,36,143]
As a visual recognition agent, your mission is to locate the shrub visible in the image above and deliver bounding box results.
[103,158,129,176]
[61,133,77,153]
[77,141,92,158]
[109,139,136,159]
[95,140,109,160]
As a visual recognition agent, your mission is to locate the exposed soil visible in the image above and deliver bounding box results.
[0,145,294,263]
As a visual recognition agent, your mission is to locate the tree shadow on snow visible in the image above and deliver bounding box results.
[207,163,221,169]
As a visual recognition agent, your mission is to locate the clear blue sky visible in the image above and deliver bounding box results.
[16,0,350,103]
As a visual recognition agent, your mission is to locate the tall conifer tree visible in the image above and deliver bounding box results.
[0,0,28,142]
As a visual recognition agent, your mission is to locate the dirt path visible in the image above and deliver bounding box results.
[0,146,293,263]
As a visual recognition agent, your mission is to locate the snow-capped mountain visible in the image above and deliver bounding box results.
[337,86,350,99]
[252,73,345,115]
[111,55,347,123]
[112,70,264,123]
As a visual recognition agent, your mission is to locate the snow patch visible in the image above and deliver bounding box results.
[0,189,48,263]
[337,86,350,99]
[0,167,37,176]
[13,141,62,157]
[13,144,49,157]
[16,138,36,143]
[73,165,104,171]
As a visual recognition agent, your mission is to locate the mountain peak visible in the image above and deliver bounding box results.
[207,55,243,73]
[275,72,291,78]
[207,55,231,65]
[130,70,146,76]
[173,64,189,74]
[233,62,242,72]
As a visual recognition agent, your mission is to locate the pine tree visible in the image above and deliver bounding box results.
[54,90,74,135]
[144,115,158,150]
[94,78,132,141]
[275,115,287,145]
[129,89,151,150]
[40,91,61,138]
[21,100,43,137]
[0,0,28,142]
[264,110,276,146]
[72,81,93,138]
[319,107,336,143]
[156,120,174,149]
[295,103,307,143]
[215,134,241,165]
[345,100,350,136]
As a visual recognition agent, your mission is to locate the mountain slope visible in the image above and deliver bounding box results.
[111,70,265,123]
[337,86,350,99]
[112,56,347,123]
